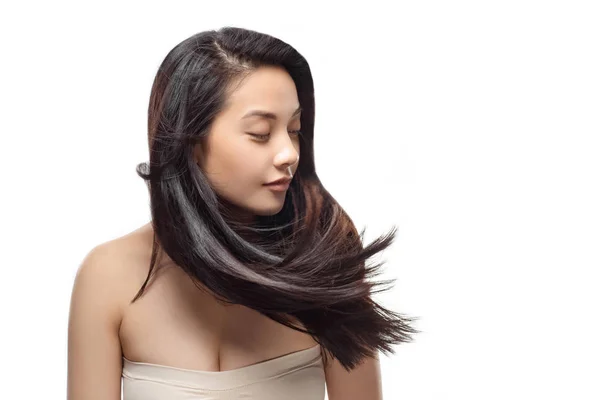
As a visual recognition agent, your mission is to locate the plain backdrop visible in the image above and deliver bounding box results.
[1,1,599,399]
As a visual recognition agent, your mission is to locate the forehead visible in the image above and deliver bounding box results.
[224,65,300,117]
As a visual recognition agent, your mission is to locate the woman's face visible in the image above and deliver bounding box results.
[194,65,302,223]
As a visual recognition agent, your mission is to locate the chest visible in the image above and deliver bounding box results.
[118,265,317,372]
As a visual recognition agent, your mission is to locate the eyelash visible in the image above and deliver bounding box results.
[249,130,303,141]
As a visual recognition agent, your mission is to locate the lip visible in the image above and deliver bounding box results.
[264,181,291,191]
[264,177,292,185]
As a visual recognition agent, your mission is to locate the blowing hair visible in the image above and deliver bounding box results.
[133,26,420,371]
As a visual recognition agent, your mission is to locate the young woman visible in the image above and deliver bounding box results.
[67,26,419,400]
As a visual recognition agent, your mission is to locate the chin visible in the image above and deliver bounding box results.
[251,202,286,217]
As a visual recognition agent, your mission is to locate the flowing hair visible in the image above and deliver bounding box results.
[133,26,420,371]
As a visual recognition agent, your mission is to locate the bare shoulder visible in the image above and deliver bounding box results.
[73,224,155,310]
[67,224,154,400]
[324,352,383,400]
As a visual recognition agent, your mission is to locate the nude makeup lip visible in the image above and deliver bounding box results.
[265,177,292,185]
[264,181,290,191]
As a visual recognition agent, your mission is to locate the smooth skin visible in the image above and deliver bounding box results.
[193,65,302,223]
[67,65,383,399]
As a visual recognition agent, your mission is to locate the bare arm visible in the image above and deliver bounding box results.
[324,351,383,400]
[67,243,125,400]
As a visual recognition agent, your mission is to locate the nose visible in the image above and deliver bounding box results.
[274,140,300,174]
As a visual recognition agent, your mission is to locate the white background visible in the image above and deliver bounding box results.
[1,1,599,399]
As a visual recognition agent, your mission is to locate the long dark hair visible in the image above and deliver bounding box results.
[133,26,420,371]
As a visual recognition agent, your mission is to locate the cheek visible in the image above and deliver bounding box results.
[224,142,258,176]
[206,142,259,185]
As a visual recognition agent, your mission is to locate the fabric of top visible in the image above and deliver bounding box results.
[122,344,325,400]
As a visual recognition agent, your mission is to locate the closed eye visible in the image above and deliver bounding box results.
[248,130,303,141]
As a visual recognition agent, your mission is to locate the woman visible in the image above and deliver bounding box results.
[67,26,419,400]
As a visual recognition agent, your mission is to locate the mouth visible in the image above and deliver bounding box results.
[263,180,291,192]
[264,177,292,186]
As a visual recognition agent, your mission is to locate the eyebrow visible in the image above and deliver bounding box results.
[241,106,302,120]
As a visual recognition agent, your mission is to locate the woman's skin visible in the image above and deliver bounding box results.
[194,64,302,224]
[67,65,382,400]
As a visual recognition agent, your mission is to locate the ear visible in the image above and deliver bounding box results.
[193,141,203,167]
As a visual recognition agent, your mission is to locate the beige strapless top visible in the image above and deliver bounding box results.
[121,344,325,400]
